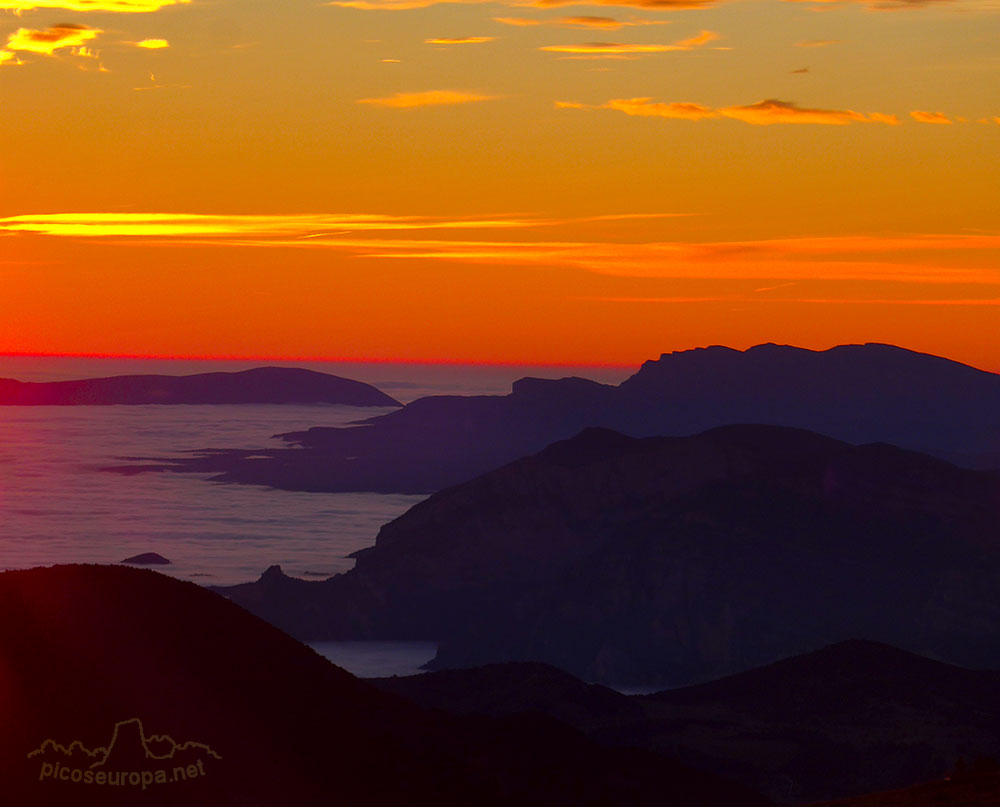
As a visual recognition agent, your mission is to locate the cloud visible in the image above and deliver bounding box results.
[605,97,720,119]
[329,0,713,9]
[796,39,840,47]
[541,42,674,54]
[791,67,809,73]
[672,29,718,47]
[530,0,713,6]
[541,29,719,56]
[4,214,999,287]
[0,212,546,238]
[493,15,545,25]
[0,49,23,65]
[424,36,494,44]
[354,234,1000,285]
[494,15,670,29]
[6,24,100,56]
[356,90,495,107]
[784,0,957,9]
[910,109,952,124]
[561,96,898,125]
[132,38,169,48]
[326,0,969,9]
[721,99,899,126]
[0,0,186,10]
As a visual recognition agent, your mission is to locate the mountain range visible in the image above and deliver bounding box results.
[0,563,765,807]
[373,640,1000,804]
[113,343,1000,492]
[217,423,1000,685]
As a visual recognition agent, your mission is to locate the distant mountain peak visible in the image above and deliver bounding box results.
[0,366,401,407]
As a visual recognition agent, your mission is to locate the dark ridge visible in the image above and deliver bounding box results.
[120,552,171,565]
[214,422,1000,688]
[0,564,767,807]
[374,641,1000,804]
[373,662,642,724]
[0,366,401,407]
[111,343,1000,492]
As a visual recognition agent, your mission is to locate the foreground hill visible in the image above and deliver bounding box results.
[0,564,765,807]
[807,769,1000,807]
[117,343,1000,492]
[374,641,1000,804]
[217,424,1000,684]
[0,366,400,406]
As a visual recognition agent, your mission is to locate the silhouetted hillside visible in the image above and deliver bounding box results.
[115,344,1000,492]
[216,424,1000,685]
[374,641,1000,803]
[0,366,400,406]
[0,564,766,807]
[807,769,1000,807]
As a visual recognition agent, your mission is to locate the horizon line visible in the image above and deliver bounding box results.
[0,350,638,369]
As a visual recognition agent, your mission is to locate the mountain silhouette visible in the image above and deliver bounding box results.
[216,423,1000,685]
[0,564,766,807]
[808,768,1000,807]
[114,343,1000,493]
[0,366,400,406]
[374,640,1000,803]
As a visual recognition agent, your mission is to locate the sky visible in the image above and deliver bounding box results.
[1,0,998,369]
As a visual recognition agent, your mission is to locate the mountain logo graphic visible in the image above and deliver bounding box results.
[29,718,221,789]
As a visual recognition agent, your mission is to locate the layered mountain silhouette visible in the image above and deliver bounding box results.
[0,366,400,406]
[373,641,1000,804]
[0,564,765,807]
[113,344,1000,492]
[216,423,1000,684]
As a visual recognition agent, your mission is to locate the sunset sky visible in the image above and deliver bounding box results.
[2,0,998,369]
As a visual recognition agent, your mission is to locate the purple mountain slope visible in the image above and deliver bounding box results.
[113,343,1000,493]
[0,366,400,406]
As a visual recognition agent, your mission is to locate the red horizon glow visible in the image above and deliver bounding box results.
[3,344,998,377]
[0,350,639,369]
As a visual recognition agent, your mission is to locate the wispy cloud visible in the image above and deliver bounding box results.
[6,24,100,56]
[0,0,187,10]
[494,15,670,30]
[723,99,899,126]
[350,235,1000,285]
[0,212,551,238]
[329,0,712,9]
[357,90,496,107]
[130,38,169,48]
[784,0,956,9]
[7,214,997,287]
[529,0,712,6]
[424,36,494,44]
[541,30,719,57]
[0,212,696,241]
[795,39,839,47]
[326,0,956,10]
[560,97,898,125]
[910,109,952,124]
[541,42,674,54]
[557,97,717,119]
[673,29,719,47]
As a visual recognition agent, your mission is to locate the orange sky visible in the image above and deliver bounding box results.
[1,0,998,370]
